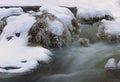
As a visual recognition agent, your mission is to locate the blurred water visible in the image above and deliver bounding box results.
[1,24,120,82]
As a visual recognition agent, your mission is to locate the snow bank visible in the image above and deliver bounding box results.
[0,13,36,45]
[97,19,120,42]
[0,8,23,20]
[0,42,52,73]
[40,5,75,30]
[77,6,113,23]
[0,13,53,73]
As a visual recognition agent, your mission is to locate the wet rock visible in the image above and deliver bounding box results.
[78,38,89,47]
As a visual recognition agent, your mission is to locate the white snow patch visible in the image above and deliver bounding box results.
[0,42,52,73]
[105,58,117,69]
[98,19,120,36]
[40,5,75,30]
[0,8,23,20]
[0,13,36,46]
[47,18,64,36]
[77,6,112,19]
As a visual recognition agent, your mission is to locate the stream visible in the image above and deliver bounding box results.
[0,24,120,82]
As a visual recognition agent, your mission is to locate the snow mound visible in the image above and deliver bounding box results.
[28,12,71,48]
[105,58,117,70]
[40,5,75,30]
[0,13,53,73]
[0,8,23,20]
[77,6,113,24]
[0,13,36,45]
[0,42,52,73]
[97,19,120,42]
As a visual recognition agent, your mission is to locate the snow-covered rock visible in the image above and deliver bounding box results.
[28,12,71,48]
[97,19,120,42]
[0,43,52,73]
[39,5,80,32]
[105,58,117,70]
[0,8,23,20]
[0,13,53,73]
[77,6,114,24]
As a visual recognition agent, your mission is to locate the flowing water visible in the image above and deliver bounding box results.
[1,24,120,82]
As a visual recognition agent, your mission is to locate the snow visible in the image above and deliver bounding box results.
[77,6,112,19]
[0,13,36,45]
[0,8,23,20]
[76,0,120,18]
[0,13,53,73]
[40,5,75,30]
[105,58,117,69]
[47,18,64,36]
[98,19,120,37]
[0,42,52,73]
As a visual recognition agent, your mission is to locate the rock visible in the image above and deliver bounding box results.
[105,58,117,70]
[97,19,120,43]
[78,38,89,47]
[28,12,72,48]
